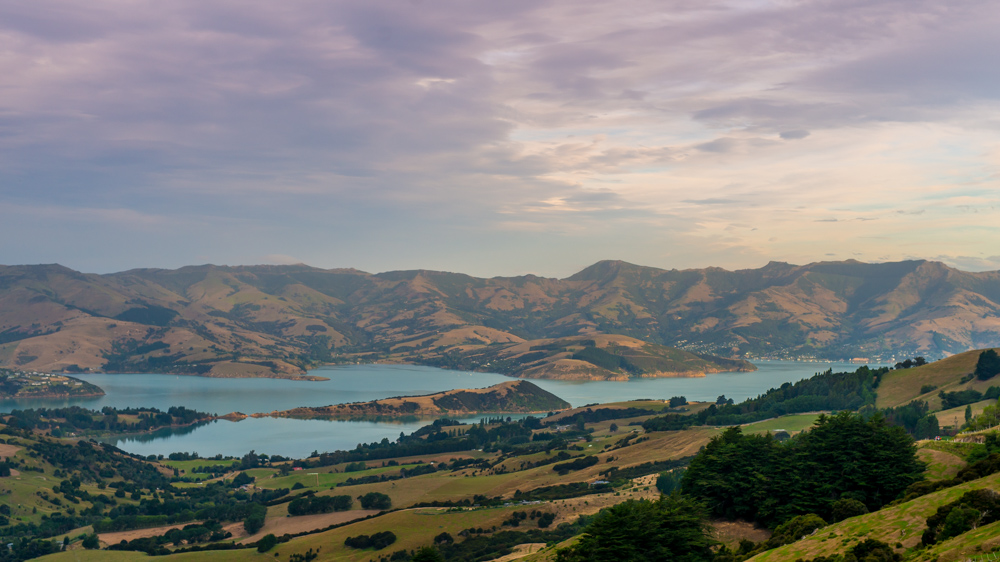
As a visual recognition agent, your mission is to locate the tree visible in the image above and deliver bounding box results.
[975,349,1000,381]
[682,413,924,526]
[609,423,619,433]
[831,498,868,522]
[681,428,778,521]
[774,412,923,522]
[555,495,715,562]
[257,533,278,553]
[81,534,100,550]
[411,546,445,561]
[358,492,392,510]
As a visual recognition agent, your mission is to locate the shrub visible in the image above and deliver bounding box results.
[358,492,392,510]
[831,498,868,522]
[411,546,445,561]
[344,531,397,550]
[287,495,352,516]
[81,534,100,549]
[257,533,278,553]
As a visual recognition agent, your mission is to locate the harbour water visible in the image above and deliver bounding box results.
[1,361,880,458]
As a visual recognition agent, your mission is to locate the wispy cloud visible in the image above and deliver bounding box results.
[0,0,998,275]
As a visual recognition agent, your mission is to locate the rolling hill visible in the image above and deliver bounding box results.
[1,259,999,378]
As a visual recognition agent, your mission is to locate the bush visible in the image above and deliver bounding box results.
[358,492,392,510]
[923,489,1000,545]
[257,533,278,553]
[831,498,868,522]
[769,513,826,546]
[344,531,397,550]
[552,455,598,475]
[81,534,100,549]
[434,532,454,545]
[287,495,353,516]
[411,546,445,561]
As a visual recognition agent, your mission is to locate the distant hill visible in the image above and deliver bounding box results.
[422,334,755,381]
[252,380,571,418]
[1,259,999,378]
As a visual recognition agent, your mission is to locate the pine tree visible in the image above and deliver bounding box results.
[975,349,1000,381]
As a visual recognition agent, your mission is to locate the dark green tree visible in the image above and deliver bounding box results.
[257,533,278,553]
[411,546,445,561]
[681,428,779,521]
[358,491,392,510]
[975,349,1000,381]
[81,534,100,550]
[555,495,715,562]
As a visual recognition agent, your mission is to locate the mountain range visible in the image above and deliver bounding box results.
[1,259,999,378]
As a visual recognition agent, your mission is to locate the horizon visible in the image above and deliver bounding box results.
[4,256,997,279]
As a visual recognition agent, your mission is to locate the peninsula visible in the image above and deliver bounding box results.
[0,369,104,399]
[251,380,572,419]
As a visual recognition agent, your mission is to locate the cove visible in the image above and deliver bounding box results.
[0,361,881,458]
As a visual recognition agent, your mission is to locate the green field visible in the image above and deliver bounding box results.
[742,414,822,435]
[161,458,239,473]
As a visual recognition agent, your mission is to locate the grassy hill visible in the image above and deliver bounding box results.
[4,259,999,378]
[253,380,572,418]
[876,348,1000,410]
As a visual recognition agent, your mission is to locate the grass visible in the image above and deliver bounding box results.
[876,349,1000,410]
[258,465,401,490]
[920,519,1000,561]
[44,505,559,562]
[916,446,967,481]
[161,459,239,473]
[918,440,983,461]
[742,414,821,435]
[935,399,997,429]
[749,471,1000,561]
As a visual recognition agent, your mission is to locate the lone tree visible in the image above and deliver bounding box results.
[975,349,1000,381]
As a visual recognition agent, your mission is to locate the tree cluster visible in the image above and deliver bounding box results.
[680,413,923,527]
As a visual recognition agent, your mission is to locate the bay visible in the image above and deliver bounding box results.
[0,361,881,458]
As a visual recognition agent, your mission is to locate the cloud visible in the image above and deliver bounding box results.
[780,130,810,140]
[0,0,998,276]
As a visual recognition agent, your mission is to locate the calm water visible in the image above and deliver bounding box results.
[0,361,880,458]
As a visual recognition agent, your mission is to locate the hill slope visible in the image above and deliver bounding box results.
[252,380,571,418]
[2,259,999,377]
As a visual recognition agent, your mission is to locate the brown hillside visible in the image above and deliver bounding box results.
[1,259,999,377]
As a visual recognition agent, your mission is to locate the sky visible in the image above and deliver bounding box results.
[1,0,999,277]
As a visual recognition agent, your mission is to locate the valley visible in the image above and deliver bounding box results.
[0,349,997,561]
